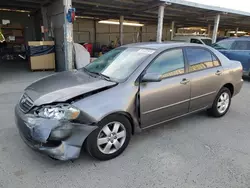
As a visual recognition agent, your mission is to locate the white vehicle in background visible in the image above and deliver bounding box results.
[172,35,212,46]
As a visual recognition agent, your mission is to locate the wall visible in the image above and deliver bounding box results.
[0,11,36,41]
[73,18,169,45]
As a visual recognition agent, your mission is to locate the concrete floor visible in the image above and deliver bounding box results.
[1,63,250,188]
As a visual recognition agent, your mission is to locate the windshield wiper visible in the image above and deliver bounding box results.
[85,69,115,82]
[98,73,112,81]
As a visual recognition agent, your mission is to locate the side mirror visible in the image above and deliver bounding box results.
[141,72,162,82]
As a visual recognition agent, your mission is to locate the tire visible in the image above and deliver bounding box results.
[208,87,232,117]
[85,114,132,160]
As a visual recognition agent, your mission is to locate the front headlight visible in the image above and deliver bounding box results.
[36,104,80,120]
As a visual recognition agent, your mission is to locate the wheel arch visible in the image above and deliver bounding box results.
[222,83,234,96]
[99,111,136,135]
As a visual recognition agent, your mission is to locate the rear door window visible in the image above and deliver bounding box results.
[185,47,220,72]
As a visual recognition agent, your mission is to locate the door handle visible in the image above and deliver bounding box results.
[215,70,222,76]
[180,78,190,85]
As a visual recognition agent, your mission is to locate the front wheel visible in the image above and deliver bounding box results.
[85,114,132,160]
[208,87,231,117]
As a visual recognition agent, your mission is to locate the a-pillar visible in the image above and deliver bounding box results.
[212,14,220,43]
[119,15,124,45]
[156,4,165,43]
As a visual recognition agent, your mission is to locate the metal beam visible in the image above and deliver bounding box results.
[212,14,220,43]
[15,0,43,3]
[156,4,165,42]
[0,2,38,8]
[73,0,131,10]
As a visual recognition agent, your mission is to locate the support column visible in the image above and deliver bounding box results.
[171,21,175,40]
[166,25,171,41]
[63,0,73,70]
[212,14,220,43]
[156,5,165,43]
[41,6,49,40]
[235,27,239,36]
[207,24,211,36]
[140,26,143,42]
[119,15,124,45]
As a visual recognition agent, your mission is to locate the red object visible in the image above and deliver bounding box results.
[71,11,75,23]
[83,43,93,56]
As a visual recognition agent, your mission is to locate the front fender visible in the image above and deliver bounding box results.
[72,84,141,132]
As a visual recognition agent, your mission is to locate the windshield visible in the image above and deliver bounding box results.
[211,40,234,50]
[84,47,154,82]
[201,39,212,46]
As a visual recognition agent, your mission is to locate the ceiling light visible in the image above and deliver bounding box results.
[98,20,144,27]
[0,8,30,13]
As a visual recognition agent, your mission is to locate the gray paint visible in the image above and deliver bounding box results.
[15,42,243,160]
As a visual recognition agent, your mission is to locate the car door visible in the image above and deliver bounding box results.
[229,40,250,74]
[140,48,191,128]
[184,47,224,112]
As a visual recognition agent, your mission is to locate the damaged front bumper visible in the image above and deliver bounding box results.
[15,105,98,161]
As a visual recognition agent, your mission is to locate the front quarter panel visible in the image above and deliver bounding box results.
[73,83,140,128]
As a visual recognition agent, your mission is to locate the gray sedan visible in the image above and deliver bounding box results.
[15,42,243,161]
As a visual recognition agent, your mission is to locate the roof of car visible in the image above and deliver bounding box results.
[219,37,250,42]
[123,42,201,50]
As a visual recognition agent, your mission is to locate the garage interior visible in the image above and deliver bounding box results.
[1,0,250,83]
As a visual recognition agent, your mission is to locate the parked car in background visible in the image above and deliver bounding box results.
[212,37,250,76]
[15,42,243,161]
[216,36,229,42]
[173,35,212,45]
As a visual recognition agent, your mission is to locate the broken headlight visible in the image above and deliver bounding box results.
[35,104,80,120]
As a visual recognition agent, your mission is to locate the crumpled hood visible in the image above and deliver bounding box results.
[25,70,116,106]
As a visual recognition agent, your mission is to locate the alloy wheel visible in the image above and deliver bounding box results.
[217,92,230,114]
[97,122,126,154]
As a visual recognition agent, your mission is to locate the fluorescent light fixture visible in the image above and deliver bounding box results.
[75,16,98,19]
[98,20,144,27]
[229,31,246,34]
[0,8,30,13]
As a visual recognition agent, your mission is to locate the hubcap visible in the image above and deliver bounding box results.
[97,122,126,154]
[217,92,230,114]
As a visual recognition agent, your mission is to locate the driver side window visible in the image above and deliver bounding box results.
[146,49,185,79]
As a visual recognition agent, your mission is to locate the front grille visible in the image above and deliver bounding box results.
[19,94,34,113]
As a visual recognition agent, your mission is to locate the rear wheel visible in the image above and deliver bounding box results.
[85,114,131,160]
[208,87,231,117]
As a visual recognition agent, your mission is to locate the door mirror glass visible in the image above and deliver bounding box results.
[142,73,162,82]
